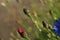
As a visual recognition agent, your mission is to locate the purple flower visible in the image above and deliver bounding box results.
[52,19,60,36]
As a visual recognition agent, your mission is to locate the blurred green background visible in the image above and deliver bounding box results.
[0,0,60,40]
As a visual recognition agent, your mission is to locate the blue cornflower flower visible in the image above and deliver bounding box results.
[52,19,60,36]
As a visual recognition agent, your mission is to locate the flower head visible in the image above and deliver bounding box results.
[52,19,60,36]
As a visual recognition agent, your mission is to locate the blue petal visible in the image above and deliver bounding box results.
[54,22,60,27]
[53,19,60,36]
[55,21,60,26]
[52,26,58,31]
[56,30,60,36]
[55,19,60,23]
[54,19,60,28]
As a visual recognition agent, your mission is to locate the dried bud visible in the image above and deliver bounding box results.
[23,8,30,17]
[42,20,47,27]
[47,24,52,29]
[49,10,52,16]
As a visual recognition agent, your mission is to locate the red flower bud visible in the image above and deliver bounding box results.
[18,27,24,37]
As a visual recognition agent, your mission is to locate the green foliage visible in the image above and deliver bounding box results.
[0,0,60,40]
